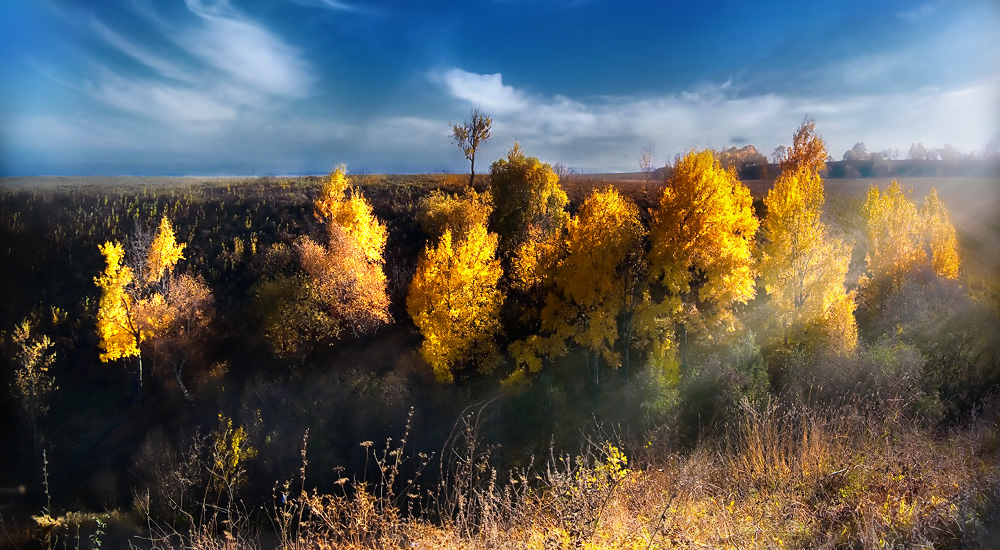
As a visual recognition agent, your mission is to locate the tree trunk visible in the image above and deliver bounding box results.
[678,322,688,375]
[469,155,476,187]
[593,350,599,387]
[175,360,192,401]
[135,353,143,406]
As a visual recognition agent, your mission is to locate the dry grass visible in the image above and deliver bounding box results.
[180,399,996,550]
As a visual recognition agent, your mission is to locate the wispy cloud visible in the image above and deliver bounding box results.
[436,68,999,172]
[89,17,194,83]
[897,2,941,21]
[287,0,359,12]
[70,0,313,128]
[180,0,312,98]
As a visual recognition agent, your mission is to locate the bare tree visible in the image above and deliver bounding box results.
[640,142,655,193]
[451,107,493,187]
[771,145,788,165]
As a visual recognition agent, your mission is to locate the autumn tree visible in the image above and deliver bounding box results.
[512,188,646,384]
[296,226,390,336]
[646,149,759,367]
[95,240,141,368]
[141,273,214,400]
[314,165,389,265]
[758,167,857,355]
[416,187,493,243]
[922,188,960,280]
[95,216,204,399]
[452,107,493,187]
[94,216,212,397]
[860,181,960,310]
[407,223,504,383]
[263,166,391,359]
[780,118,827,175]
[8,318,57,455]
[488,142,569,264]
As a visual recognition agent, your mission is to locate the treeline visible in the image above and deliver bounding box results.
[669,143,1000,181]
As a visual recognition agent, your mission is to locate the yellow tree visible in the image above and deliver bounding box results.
[416,187,493,243]
[146,216,186,282]
[140,273,214,400]
[759,167,857,355]
[488,143,569,263]
[95,241,140,365]
[860,182,961,309]
[9,318,57,455]
[273,164,392,358]
[314,166,388,265]
[779,118,828,175]
[521,188,645,385]
[647,149,759,366]
[406,223,504,383]
[922,188,960,280]
[95,217,195,398]
[296,225,391,337]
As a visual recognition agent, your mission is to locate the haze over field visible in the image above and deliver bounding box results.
[1,0,998,175]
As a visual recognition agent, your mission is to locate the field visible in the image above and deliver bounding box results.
[1,170,999,549]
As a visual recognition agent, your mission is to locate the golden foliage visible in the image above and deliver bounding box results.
[524,188,645,373]
[146,216,186,282]
[314,165,388,265]
[95,241,140,362]
[416,187,492,243]
[779,118,828,175]
[10,318,57,446]
[406,224,504,383]
[860,182,960,308]
[647,149,758,336]
[488,142,569,259]
[297,226,391,337]
[862,181,924,289]
[313,165,351,224]
[922,188,960,280]
[210,415,257,496]
[270,164,393,356]
[759,167,857,354]
[94,216,213,399]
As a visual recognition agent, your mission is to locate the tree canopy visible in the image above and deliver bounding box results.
[860,181,961,309]
[407,223,504,383]
[647,149,759,348]
[513,188,645,382]
[488,143,569,263]
[779,118,828,175]
[759,167,857,354]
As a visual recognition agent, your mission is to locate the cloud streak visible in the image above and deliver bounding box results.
[436,68,999,172]
[77,0,312,128]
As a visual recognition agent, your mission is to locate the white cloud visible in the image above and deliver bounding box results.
[89,17,194,83]
[441,69,530,114]
[180,0,312,98]
[67,0,314,132]
[85,68,237,122]
[435,68,1000,172]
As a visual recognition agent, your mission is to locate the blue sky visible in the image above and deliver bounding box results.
[1,0,998,176]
